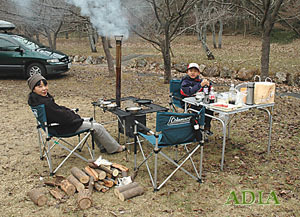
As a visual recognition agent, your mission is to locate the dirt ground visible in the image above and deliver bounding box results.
[0,64,299,217]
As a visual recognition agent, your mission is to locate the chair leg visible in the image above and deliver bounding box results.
[199,144,204,182]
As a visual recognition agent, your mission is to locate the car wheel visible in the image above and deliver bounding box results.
[26,63,46,78]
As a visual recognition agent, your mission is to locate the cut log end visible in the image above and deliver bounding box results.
[28,188,48,206]
[77,189,92,210]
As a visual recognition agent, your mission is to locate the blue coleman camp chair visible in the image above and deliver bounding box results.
[169,79,184,112]
[133,108,205,191]
[31,104,95,175]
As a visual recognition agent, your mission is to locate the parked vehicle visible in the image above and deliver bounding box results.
[0,20,71,78]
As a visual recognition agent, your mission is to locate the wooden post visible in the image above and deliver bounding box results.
[71,167,89,184]
[114,182,139,197]
[119,186,144,201]
[27,188,48,206]
[67,175,85,192]
[60,179,76,196]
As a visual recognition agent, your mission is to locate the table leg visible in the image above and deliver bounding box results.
[260,106,273,154]
[205,113,227,170]
[220,120,226,171]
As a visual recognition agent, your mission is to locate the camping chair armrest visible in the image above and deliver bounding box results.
[187,107,205,114]
[134,120,155,135]
[72,108,79,113]
[172,95,183,101]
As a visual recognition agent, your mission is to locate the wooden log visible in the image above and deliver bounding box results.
[67,175,85,192]
[112,163,129,172]
[88,176,94,194]
[114,182,139,197]
[77,177,93,210]
[60,179,76,196]
[43,175,65,187]
[101,186,109,193]
[84,166,99,181]
[27,188,47,206]
[49,187,64,200]
[94,182,105,192]
[70,167,89,184]
[94,169,106,180]
[119,186,144,201]
[44,180,57,187]
[77,189,92,210]
[103,179,114,188]
[87,162,98,169]
[99,165,119,177]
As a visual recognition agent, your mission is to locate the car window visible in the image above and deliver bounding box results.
[10,35,42,50]
[0,38,18,51]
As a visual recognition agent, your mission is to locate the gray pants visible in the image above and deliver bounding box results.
[75,118,120,154]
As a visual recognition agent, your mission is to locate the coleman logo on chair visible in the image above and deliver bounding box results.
[167,116,191,126]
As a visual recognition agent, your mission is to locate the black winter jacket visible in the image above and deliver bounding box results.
[28,92,83,135]
[180,75,212,97]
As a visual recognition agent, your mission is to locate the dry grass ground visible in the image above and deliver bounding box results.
[0,35,299,216]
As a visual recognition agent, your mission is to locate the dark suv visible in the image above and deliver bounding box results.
[0,20,71,78]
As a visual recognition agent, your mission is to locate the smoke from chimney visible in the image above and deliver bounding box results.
[67,0,129,39]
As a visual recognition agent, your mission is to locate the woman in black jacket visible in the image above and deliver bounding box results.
[27,73,125,154]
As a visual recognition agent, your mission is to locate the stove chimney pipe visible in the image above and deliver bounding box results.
[115,35,123,107]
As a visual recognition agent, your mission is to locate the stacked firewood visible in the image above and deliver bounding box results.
[28,160,135,209]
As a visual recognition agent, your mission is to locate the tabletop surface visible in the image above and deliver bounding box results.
[93,96,168,117]
[183,97,274,115]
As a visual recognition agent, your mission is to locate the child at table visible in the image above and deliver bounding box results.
[180,63,214,136]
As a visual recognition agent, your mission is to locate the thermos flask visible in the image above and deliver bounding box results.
[246,82,254,105]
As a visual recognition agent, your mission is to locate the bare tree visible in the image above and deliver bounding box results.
[101,36,115,77]
[1,0,71,50]
[193,0,233,58]
[218,0,284,79]
[126,0,198,83]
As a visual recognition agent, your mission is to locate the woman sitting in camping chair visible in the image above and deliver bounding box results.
[27,73,126,154]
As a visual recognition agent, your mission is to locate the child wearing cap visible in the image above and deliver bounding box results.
[180,63,214,136]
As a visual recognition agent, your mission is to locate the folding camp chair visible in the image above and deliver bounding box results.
[169,79,184,112]
[133,108,205,191]
[30,104,95,175]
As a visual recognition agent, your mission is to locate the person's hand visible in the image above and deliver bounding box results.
[201,79,209,87]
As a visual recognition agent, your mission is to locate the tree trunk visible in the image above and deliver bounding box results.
[52,21,63,50]
[202,25,207,43]
[87,24,97,53]
[101,36,115,77]
[218,19,223,49]
[211,23,217,49]
[261,30,271,80]
[45,29,53,50]
[198,28,215,60]
[161,38,172,84]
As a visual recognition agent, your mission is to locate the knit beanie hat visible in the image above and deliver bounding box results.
[27,73,46,91]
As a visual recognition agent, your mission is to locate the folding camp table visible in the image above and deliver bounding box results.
[92,96,168,145]
[182,97,274,170]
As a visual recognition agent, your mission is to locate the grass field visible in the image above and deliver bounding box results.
[55,34,300,77]
[0,34,299,216]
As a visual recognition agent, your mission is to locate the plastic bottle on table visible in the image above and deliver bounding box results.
[209,86,216,103]
[203,85,210,104]
[228,84,237,104]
